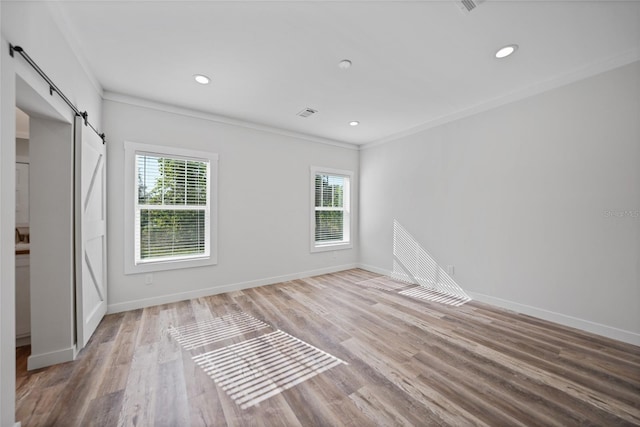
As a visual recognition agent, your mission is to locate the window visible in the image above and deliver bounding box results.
[310,166,353,252]
[124,142,218,274]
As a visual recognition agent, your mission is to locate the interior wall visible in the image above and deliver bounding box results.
[104,98,359,312]
[2,1,103,423]
[28,117,76,369]
[16,137,28,159]
[0,20,18,427]
[360,61,640,345]
[1,2,102,124]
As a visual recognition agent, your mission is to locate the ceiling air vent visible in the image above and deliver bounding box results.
[297,108,318,118]
[459,0,484,13]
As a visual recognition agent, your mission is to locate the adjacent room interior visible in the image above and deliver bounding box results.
[1,1,639,426]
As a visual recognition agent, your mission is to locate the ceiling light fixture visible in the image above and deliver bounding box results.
[193,74,211,85]
[349,121,359,126]
[338,59,352,69]
[495,44,518,59]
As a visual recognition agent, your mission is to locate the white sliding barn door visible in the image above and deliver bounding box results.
[75,116,107,350]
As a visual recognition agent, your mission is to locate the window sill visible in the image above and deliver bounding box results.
[310,241,352,253]
[125,255,217,275]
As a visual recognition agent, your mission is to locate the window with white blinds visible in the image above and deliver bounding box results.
[310,166,353,252]
[136,154,209,263]
[124,141,218,274]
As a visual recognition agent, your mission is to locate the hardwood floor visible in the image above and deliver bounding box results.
[16,269,640,426]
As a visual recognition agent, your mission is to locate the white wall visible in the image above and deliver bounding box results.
[1,2,103,424]
[104,98,359,312]
[0,5,17,424]
[360,61,640,345]
[1,2,102,125]
[28,117,76,369]
[15,138,28,159]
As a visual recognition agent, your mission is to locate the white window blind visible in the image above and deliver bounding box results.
[315,173,345,242]
[311,167,352,252]
[135,153,210,264]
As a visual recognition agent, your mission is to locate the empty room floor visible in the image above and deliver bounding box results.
[15,269,640,426]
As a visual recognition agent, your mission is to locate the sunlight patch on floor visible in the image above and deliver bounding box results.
[399,286,471,307]
[192,330,347,409]
[168,312,271,350]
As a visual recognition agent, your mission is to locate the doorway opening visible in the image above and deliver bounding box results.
[15,107,31,350]
[15,74,76,374]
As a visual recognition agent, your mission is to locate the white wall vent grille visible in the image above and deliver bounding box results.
[297,108,318,118]
[459,0,485,13]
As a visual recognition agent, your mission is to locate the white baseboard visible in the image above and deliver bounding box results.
[468,291,640,346]
[15,333,30,348]
[357,263,390,276]
[28,345,77,370]
[108,263,358,314]
[357,264,640,347]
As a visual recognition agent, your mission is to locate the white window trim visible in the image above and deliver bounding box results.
[310,166,353,253]
[124,141,218,274]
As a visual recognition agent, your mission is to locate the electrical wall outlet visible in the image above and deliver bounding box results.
[447,265,455,276]
[145,273,153,285]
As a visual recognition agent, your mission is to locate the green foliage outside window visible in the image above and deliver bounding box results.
[139,210,205,259]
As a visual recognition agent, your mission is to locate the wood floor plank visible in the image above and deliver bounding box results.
[136,304,161,347]
[81,390,125,427]
[348,385,416,427]
[340,336,484,426]
[184,357,228,427]
[279,377,362,427]
[117,343,159,427]
[15,269,640,426]
[155,359,191,427]
[95,309,142,398]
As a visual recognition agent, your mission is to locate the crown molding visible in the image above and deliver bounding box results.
[362,49,640,150]
[103,92,359,150]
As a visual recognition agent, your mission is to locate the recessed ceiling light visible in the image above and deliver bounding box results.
[495,44,518,59]
[349,121,359,126]
[338,59,352,69]
[193,74,210,84]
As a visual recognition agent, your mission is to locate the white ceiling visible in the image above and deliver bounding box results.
[52,1,640,145]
